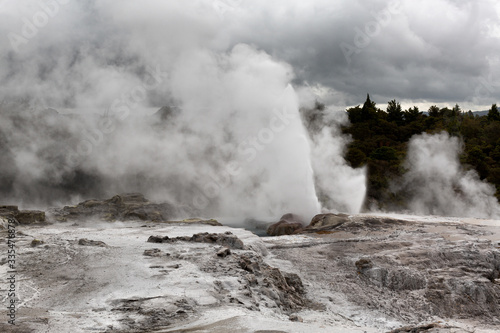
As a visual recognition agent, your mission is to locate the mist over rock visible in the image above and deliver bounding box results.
[50,193,179,222]
[0,205,45,224]
[0,48,326,219]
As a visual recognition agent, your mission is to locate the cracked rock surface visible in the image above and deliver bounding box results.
[1,214,500,332]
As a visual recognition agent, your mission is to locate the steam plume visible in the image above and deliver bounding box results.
[0,1,368,220]
[397,132,500,218]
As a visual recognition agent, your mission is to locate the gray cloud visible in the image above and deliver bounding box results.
[222,0,500,109]
[1,0,499,109]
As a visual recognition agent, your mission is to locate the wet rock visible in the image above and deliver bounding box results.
[302,213,349,233]
[289,314,303,322]
[216,247,231,258]
[78,238,107,247]
[355,258,373,272]
[267,213,305,236]
[31,239,45,247]
[147,232,245,249]
[147,235,165,243]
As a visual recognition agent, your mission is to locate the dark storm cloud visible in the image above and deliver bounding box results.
[1,0,499,109]
[224,0,500,109]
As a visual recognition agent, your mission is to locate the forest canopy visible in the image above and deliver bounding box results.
[307,96,500,211]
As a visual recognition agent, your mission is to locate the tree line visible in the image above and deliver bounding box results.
[306,95,500,210]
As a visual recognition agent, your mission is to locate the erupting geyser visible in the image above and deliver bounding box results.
[0,41,367,220]
[0,1,369,220]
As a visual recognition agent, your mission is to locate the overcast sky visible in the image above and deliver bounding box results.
[1,0,499,112]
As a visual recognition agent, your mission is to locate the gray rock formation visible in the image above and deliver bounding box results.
[147,231,244,249]
[0,205,45,224]
[51,193,176,222]
[266,214,500,329]
[301,213,350,233]
[2,211,500,332]
[266,213,305,236]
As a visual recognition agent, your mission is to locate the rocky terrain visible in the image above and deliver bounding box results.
[48,193,181,223]
[1,195,500,332]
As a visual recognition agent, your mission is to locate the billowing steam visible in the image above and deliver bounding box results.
[1,1,369,220]
[301,106,367,213]
[0,42,322,218]
[397,132,500,219]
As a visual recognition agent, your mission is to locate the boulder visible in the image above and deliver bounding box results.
[16,210,46,224]
[78,238,107,247]
[51,193,176,222]
[301,213,349,233]
[31,239,45,247]
[266,213,305,236]
[147,232,245,249]
[289,314,303,322]
[216,247,231,258]
[355,258,373,272]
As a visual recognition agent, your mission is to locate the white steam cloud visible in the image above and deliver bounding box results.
[1,1,366,220]
[307,110,367,213]
[398,132,500,219]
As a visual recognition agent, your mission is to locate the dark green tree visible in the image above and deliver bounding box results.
[452,103,461,116]
[404,106,422,123]
[488,104,500,121]
[360,94,377,121]
[347,94,378,123]
[428,105,440,117]
[386,99,404,125]
[342,96,500,208]
[370,146,398,161]
[345,147,367,167]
